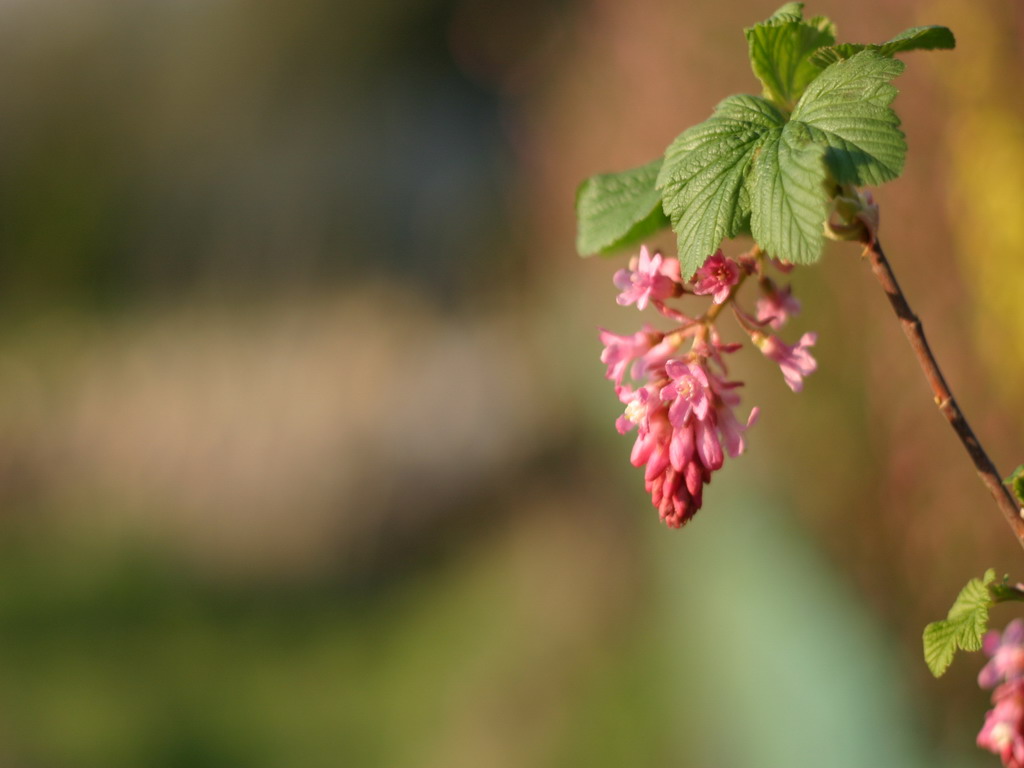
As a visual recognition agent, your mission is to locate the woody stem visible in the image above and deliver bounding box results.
[863,236,1024,551]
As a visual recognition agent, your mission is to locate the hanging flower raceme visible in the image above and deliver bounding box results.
[979,620,1024,768]
[981,620,1024,689]
[599,245,816,528]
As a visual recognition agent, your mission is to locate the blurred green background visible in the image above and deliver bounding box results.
[0,0,1022,765]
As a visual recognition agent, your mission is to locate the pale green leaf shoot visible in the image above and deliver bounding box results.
[764,3,805,24]
[806,15,837,39]
[880,25,956,55]
[922,569,997,677]
[1006,465,1024,507]
[745,16,836,111]
[808,25,955,68]
[808,43,869,68]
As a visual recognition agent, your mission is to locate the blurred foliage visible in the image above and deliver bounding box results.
[0,0,517,310]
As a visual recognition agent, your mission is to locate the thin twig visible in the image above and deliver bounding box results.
[863,237,1024,551]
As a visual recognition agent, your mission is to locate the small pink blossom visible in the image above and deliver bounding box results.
[628,401,671,470]
[613,246,681,310]
[615,385,653,435]
[598,326,662,385]
[643,334,680,377]
[756,282,801,330]
[692,251,740,304]
[757,332,818,392]
[981,620,1024,690]
[979,679,1024,768]
[661,360,713,427]
[718,404,759,458]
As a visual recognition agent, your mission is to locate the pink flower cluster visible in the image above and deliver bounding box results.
[599,245,818,527]
[978,620,1024,767]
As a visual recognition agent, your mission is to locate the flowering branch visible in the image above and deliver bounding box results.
[599,246,815,528]
[575,6,1024,761]
[862,236,1024,551]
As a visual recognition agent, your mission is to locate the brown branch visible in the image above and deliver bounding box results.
[863,237,1024,551]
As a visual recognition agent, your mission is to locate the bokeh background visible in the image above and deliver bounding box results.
[0,0,1022,765]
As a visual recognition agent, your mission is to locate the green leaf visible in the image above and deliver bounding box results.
[880,26,956,56]
[806,15,837,39]
[922,569,997,677]
[745,16,836,111]
[790,50,906,186]
[808,25,955,68]
[748,121,829,264]
[808,43,869,68]
[657,95,785,277]
[990,578,1024,604]
[575,160,669,256]
[1006,465,1024,507]
[764,2,805,24]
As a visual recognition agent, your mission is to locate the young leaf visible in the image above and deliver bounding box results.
[806,15,837,38]
[808,25,955,68]
[745,15,836,111]
[657,95,785,277]
[790,50,906,186]
[575,160,669,256]
[808,43,869,68]
[1006,465,1024,507]
[922,569,997,677]
[764,3,805,24]
[748,121,829,264]
[880,26,956,56]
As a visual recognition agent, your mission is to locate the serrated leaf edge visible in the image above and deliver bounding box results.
[922,569,997,677]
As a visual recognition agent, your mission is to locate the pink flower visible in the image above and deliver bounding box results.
[631,409,706,529]
[661,360,713,427]
[756,281,801,330]
[599,326,664,385]
[979,679,1024,768]
[612,354,758,529]
[599,248,765,531]
[613,246,681,310]
[660,357,756,466]
[614,369,757,527]
[627,400,671,472]
[615,385,653,435]
[642,334,680,378]
[718,404,759,458]
[981,620,1024,689]
[616,385,707,528]
[649,461,708,528]
[692,251,740,304]
[757,332,818,392]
